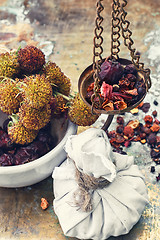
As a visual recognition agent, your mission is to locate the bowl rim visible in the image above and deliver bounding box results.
[0,120,77,174]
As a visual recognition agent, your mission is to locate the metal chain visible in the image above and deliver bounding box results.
[91,0,151,113]
[111,0,121,60]
[120,0,151,88]
[91,0,104,113]
[120,0,140,68]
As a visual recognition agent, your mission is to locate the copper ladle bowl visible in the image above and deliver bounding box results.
[78,58,149,116]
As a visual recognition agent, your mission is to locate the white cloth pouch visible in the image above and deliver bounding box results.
[53,128,149,240]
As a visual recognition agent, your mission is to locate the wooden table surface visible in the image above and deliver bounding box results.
[0,0,160,239]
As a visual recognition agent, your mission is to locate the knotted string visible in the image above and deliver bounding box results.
[72,160,111,212]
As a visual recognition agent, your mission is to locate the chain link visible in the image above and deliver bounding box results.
[120,0,151,88]
[92,0,104,113]
[111,0,121,59]
[91,0,151,112]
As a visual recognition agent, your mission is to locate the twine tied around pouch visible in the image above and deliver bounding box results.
[72,160,111,212]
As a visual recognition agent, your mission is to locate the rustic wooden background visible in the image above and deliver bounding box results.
[0,0,160,239]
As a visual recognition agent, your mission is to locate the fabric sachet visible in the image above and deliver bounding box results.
[53,128,149,240]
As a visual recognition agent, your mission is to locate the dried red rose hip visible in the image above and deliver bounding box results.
[147,133,157,146]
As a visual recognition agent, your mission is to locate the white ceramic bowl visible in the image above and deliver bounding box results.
[0,111,77,188]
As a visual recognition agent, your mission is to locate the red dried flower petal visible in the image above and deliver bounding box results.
[87,82,94,92]
[102,101,114,111]
[123,88,138,96]
[114,100,127,110]
[101,82,113,99]
[150,123,160,133]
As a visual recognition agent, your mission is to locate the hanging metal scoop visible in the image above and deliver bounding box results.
[78,0,151,130]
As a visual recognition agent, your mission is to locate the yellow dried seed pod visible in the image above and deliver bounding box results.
[68,93,99,126]
[0,78,23,114]
[18,103,51,130]
[0,51,20,78]
[18,45,45,73]
[45,61,71,96]
[8,122,38,145]
[21,74,52,109]
[50,95,68,118]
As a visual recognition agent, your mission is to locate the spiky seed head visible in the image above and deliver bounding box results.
[68,93,99,126]
[45,61,71,96]
[8,121,38,145]
[18,45,45,74]
[0,78,23,115]
[50,95,68,118]
[0,51,20,78]
[18,102,51,130]
[21,74,52,109]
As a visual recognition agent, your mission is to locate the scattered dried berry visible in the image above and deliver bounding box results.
[144,115,153,124]
[41,198,49,210]
[140,132,147,139]
[150,123,160,133]
[116,125,124,134]
[152,110,157,118]
[147,133,157,146]
[107,103,160,169]
[123,125,134,138]
[140,102,150,113]
[153,100,158,106]
[141,126,151,135]
[150,166,155,173]
[116,116,124,125]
